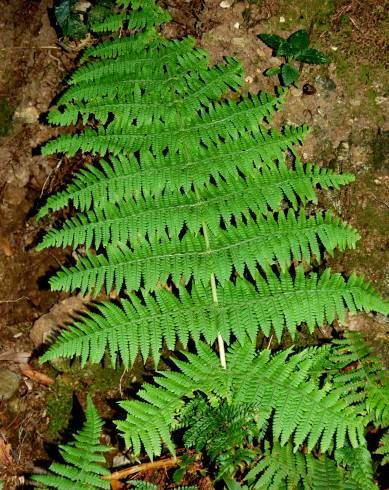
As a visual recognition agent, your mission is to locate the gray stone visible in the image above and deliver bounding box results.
[0,368,20,401]
[315,75,337,92]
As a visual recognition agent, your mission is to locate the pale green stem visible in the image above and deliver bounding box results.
[194,186,226,369]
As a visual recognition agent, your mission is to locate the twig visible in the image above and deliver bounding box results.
[0,46,61,50]
[101,456,181,481]
[40,159,63,198]
[369,193,389,209]
[0,296,30,304]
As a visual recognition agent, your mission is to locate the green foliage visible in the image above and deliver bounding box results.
[39,267,387,368]
[375,430,389,465]
[36,0,387,369]
[36,0,388,488]
[54,0,116,40]
[32,396,111,489]
[259,30,329,86]
[117,340,368,458]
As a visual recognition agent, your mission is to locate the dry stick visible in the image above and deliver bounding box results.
[101,456,181,481]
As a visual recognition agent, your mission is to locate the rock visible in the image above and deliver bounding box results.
[315,75,337,92]
[219,0,232,8]
[0,369,20,401]
[232,37,248,49]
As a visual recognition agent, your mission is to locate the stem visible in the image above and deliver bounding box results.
[194,186,226,369]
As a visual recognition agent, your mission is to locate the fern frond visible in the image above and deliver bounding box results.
[375,430,389,465]
[37,124,308,219]
[40,267,388,368]
[245,440,308,489]
[37,160,354,251]
[335,446,376,490]
[116,341,369,459]
[91,1,171,33]
[80,28,164,63]
[32,396,111,489]
[48,58,244,127]
[46,210,359,296]
[329,332,389,426]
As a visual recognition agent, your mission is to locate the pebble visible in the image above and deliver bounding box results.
[233,22,240,29]
[0,368,20,401]
[315,75,337,92]
[219,0,232,8]
[279,16,286,23]
[232,37,247,49]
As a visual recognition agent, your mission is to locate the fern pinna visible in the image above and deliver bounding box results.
[36,0,388,487]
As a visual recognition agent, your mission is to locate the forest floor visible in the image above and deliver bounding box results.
[0,0,388,488]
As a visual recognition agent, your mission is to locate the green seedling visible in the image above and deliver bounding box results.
[258,29,329,86]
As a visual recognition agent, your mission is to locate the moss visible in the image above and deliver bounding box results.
[46,377,74,441]
[0,97,14,137]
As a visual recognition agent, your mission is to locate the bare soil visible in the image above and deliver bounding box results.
[0,0,388,488]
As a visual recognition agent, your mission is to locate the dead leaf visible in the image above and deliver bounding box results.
[0,432,14,467]
[20,365,54,385]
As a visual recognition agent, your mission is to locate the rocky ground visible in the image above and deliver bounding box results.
[0,0,388,487]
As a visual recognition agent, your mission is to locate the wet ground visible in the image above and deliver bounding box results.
[0,0,388,487]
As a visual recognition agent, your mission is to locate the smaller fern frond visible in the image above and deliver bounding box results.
[375,430,389,465]
[31,396,111,489]
[116,340,370,460]
[91,1,171,33]
[329,332,389,426]
[335,446,376,490]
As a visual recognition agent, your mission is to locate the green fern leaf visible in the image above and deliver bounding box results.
[91,1,171,33]
[31,396,111,489]
[46,210,359,296]
[48,57,244,127]
[116,341,370,460]
[40,267,388,368]
[37,160,354,251]
[375,430,389,465]
[37,123,308,220]
[335,446,376,490]
[329,332,389,426]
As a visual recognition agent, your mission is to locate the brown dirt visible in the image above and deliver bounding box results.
[0,0,388,488]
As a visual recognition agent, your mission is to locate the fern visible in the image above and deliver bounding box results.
[36,1,388,487]
[375,430,389,465]
[328,332,389,426]
[37,159,354,250]
[40,267,388,368]
[31,396,111,489]
[115,340,373,459]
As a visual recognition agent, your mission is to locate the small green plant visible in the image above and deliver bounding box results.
[32,396,111,489]
[54,0,115,39]
[258,29,329,86]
